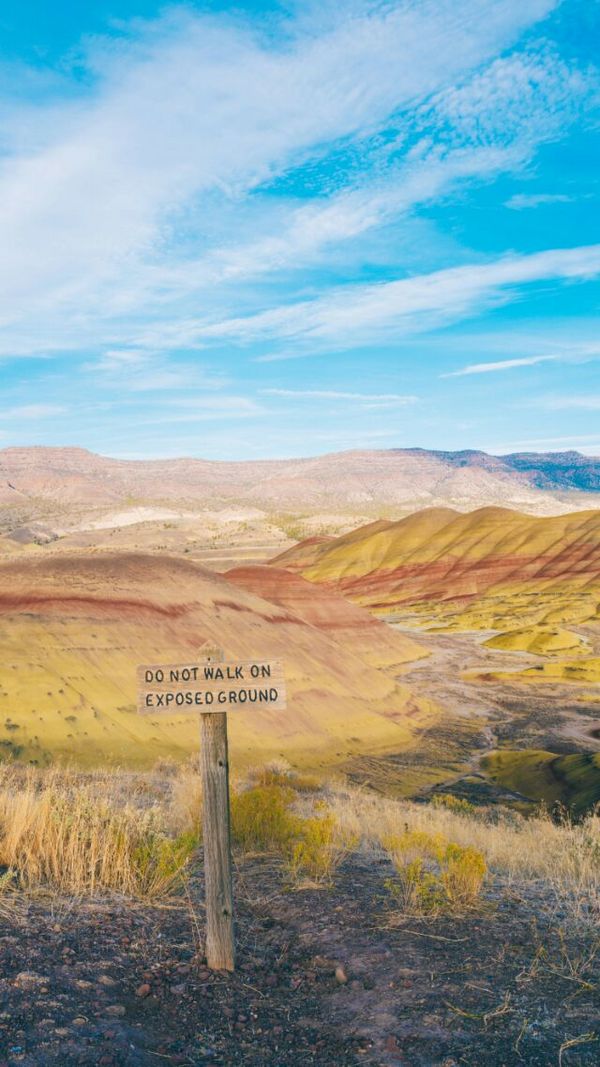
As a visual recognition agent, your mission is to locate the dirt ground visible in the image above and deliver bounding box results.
[1,853,598,1067]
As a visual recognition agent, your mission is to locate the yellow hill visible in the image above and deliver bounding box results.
[483,626,587,656]
[0,552,433,769]
[292,507,600,633]
[468,657,600,685]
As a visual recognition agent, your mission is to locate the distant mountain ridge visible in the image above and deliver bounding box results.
[402,449,600,493]
[0,445,599,516]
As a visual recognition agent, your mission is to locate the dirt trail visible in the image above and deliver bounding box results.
[395,627,541,720]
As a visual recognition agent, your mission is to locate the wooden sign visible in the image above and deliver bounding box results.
[136,659,286,715]
[136,646,286,974]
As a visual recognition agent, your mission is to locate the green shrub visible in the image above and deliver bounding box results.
[431,793,476,815]
[287,812,355,886]
[383,830,486,915]
[132,829,198,898]
[230,784,300,853]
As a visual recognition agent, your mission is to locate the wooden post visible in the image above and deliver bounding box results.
[199,647,235,971]
[137,645,285,971]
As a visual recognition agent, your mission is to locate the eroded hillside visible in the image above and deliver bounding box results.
[0,552,432,767]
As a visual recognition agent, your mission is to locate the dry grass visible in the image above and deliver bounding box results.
[287,808,356,887]
[382,830,487,915]
[0,765,196,900]
[0,762,598,922]
[329,786,600,925]
[230,783,299,853]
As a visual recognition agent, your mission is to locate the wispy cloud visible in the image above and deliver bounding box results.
[0,1,598,460]
[85,349,226,392]
[261,388,417,408]
[0,404,66,419]
[0,0,577,358]
[505,192,574,209]
[136,396,265,423]
[441,354,561,377]
[161,243,600,353]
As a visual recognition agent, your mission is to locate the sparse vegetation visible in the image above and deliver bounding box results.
[287,809,356,887]
[0,766,196,899]
[0,762,597,939]
[382,829,486,915]
[231,783,300,853]
[0,762,599,1063]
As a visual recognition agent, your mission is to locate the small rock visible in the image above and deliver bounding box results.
[98,976,116,987]
[14,972,49,989]
[135,984,151,999]
[104,1005,126,1018]
[312,955,335,971]
[72,1017,87,1027]
[335,965,348,984]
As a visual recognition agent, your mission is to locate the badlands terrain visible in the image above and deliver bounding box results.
[278,505,600,812]
[1,446,600,569]
[1,447,600,1066]
[0,445,599,813]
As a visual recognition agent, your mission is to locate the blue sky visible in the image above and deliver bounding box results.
[0,0,599,460]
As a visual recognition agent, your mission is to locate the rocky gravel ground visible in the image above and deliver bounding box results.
[1,854,598,1067]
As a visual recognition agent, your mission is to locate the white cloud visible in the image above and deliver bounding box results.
[424,48,593,149]
[505,192,574,210]
[85,349,226,392]
[261,388,417,407]
[441,354,561,377]
[0,404,66,419]
[152,243,600,352]
[136,396,265,423]
[0,0,566,357]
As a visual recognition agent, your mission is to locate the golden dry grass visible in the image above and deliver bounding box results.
[0,765,196,899]
[0,764,597,925]
[328,786,600,923]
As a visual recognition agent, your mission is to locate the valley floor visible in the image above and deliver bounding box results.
[344,623,600,804]
[1,853,599,1067]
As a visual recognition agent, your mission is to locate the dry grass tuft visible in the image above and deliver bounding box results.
[0,766,196,900]
[170,770,203,838]
[287,808,356,887]
[230,783,300,853]
[382,830,486,915]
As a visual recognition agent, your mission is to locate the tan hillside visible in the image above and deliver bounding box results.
[2,446,598,513]
[0,552,432,768]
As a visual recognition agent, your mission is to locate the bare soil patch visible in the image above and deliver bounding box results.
[1,853,599,1067]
